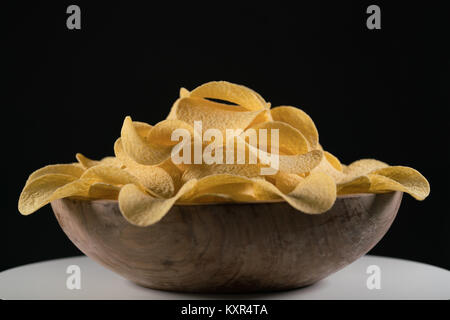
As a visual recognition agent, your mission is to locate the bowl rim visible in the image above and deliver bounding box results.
[60,192,397,207]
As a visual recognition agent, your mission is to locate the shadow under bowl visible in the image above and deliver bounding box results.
[51,191,403,293]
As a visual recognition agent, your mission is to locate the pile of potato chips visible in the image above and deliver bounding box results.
[19,81,430,226]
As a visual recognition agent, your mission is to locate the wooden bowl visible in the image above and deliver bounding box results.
[51,191,403,293]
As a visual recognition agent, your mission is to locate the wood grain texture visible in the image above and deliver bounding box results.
[51,191,403,293]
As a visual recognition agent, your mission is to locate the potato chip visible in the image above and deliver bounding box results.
[251,172,337,213]
[368,166,430,200]
[246,109,273,128]
[48,179,92,201]
[271,106,319,149]
[88,182,121,200]
[181,163,262,182]
[121,116,173,166]
[278,150,323,174]
[179,174,257,202]
[80,164,139,186]
[146,119,194,146]
[169,97,264,134]
[189,81,269,111]
[324,151,343,172]
[337,176,371,195]
[114,138,177,197]
[179,87,190,98]
[274,172,304,194]
[19,174,78,215]
[185,193,234,204]
[340,159,389,184]
[25,164,84,186]
[76,153,100,169]
[312,151,345,183]
[76,153,122,169]
[247,120,309,155]
[118,180,197,226]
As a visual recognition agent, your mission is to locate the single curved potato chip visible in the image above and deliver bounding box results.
[126,121,153,144]
[324,151,343,171]
[118,180,197,226]
[170,97,264,134]
[76,154,122,169]
[121,116,173,165]
[369,166,430,200]
[25,164,84,186]
[340,159,389,184]
[48,179,92,201]
[19,174,78,215]
[181,163,262,182]
[189,81,268,111]
[246,121,309,155]
[146,119,194,146]
[179,87,190,98]
[278,150,323,174]
[88,182,121,200]
[76,153,100,169]
[271,106,319,149]
[80,164,139,186]
[185,193,234,204]
[179,175,258,202]
[337,176,371,195]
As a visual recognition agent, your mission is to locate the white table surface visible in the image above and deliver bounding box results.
[0,255,449,300]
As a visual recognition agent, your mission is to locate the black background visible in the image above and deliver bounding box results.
[4,1,449,273]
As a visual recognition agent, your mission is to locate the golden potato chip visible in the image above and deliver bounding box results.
[25,164,84,186]
[270,106,319,149]
[277,150,323,174]
[19,174,78,215]
[121,116,173,165]
[337,176,371,195]
[169,97,264,134]
[130,121,153,142]
[340,159,389,184]
[369,166,430,200]
[324,151,343,171]
[114,138,177,197]
[312,151,345,183]
[146,119,194,146]
[118,180,197,226]
[179,174,255,202]
[179,87,190,98]
[157,159,183,192]
[185,193,234,204]
[80,164,139,186]
[48,179,92,201]
[274,172,304,194]
[246,121,309,155]
[181,175,260,203]
[181,163,262,182]
[246,109,273,128]
[76,153,100,169]
[251,172,337,213]
[189,81,268,111]
[88,182,121,200]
